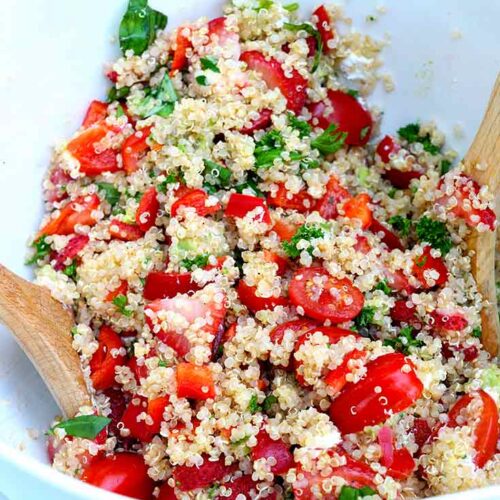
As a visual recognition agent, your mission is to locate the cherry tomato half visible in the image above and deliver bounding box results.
[120,395,169,442]
[176,362,215,400]
[143,271,200,300]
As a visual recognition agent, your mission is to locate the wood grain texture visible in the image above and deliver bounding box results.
[0,264,91,417]
[463,74,500,357]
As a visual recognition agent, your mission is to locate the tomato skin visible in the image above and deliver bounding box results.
[289,267,364,323]
[262,250,288,275]
[67,125,119,176]
[387,447,415,480]
[53,234,89,271]
[272,219,299,241]
[370,218,404,251]
[240,108,272,135]
[251,430,293,475]
[170,29,191,75]
[313,5,334,52]
[342,193,373,229]
[308,90,373,146]
[171,188,220,217]
[38,194,100,238]
[376,135,399,163]
[447,390,499,468]
[109,219,144,241]
[82,100,108,128]
[120,395,169,442]
[135,187,159,232]
[412,417,432,450]
[270,319,317,345]
[329,352,423,434]
[158,483,178,500]
[90,326,126,391]
[122,127,152,174]
[81,452,154,499]
[324,348,367,395]
[225,193,271,224]
[315,176,350,220]
[412,246,448,289]
[173,455,236,492]
[223,475,259,500]
[128,356,149,383]
[383,167,423,189]
[267,183,315,213]
[390,299,418,324]
[176,362,215,400]
[237,280,289,313]
[105,280,128,303]
[143,271,200,300]
[430,310,468,331]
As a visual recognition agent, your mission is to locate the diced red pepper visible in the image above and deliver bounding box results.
[267,183,315,213]
[341,193,373,229]
[391,299,418,324]
[143,272,200,300]
[170,29,192,75]
[387,447,415,480]
[122,127,152,174]
[225,193,271,224]
[135,187,159,232]
[176,363,215,400]
[272,219,299,241]
[82,100,108,128]
[53,234,89,271]
[315,176,350,220]
[430,310,468,331]
[171,188,221,217]
[262,250,288,275]
[109,220,144,241]
[105,280,128,303]
[383,168,423,189]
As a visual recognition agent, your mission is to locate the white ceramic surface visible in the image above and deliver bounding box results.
[0,0,498,498]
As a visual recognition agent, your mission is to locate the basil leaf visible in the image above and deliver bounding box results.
[119,0,168,56]
[51,415,111,439]
[133,72,177,118]
[96,182,121,206]
[203,159,231,189]
[196,75,208,86]
[284,22,322,72]
[200,57,220,73]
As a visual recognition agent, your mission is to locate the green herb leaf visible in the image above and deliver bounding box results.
[354,306,376,329]
[181,254,210,271]
[107,85,130,103]
[71,326,79,337]
[235,172,264,197]
[157,173,180,193]
[360,125,370,141]
[51,415,111,439]
[119,0,168,56]
[247,394,261,414]
[254,0,274,11]
[96,182,121,206]
[134,72,177,118]
[113,294,133,317]
[347,89,360,98]
[207,484,219,499]
[300,158,320,171]
[387,187,397,199]
[415,254,427,267]
[415,216,452,256]
[158,360,168,367]
[63,260,77,279]
[389,215,411,237]
[282,223,326,259]
[200,56,220,73]
[384,326,423,355]
[397,122,441,155]
[288,113,311,138]
[203,159,231,189]
[26,236,51,265]
[284,22,322,72]
[262,394,278,413]
[196,75,208,86]
[374,280,392,295]
[116,104,126,118]
[254,130,285,168]
[440,159,452,176]
[311,123,347,156]
[471,326,482,339]
[339,485,377,500]
[284,2,299,11]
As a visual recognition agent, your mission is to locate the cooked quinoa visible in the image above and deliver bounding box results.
[29,1,499,499]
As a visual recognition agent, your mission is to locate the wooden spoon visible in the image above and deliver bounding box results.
[0,264,91,417]
[463,74,500,357]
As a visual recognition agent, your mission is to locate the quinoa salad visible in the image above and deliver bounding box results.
[27,1,499,499]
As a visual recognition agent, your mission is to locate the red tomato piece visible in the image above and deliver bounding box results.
[82,453,154,499]
[383,168,423,189]
[90,326,126,391]
[128,356,149,383]
[272,219,300,242]
[158,483,178,500]
[170,29,191,75]
[390,299,418,324]
[354,235,371,254]
[383,268,414,295]
[105,280,128,303]
[315,176,350,220]
[225,193,271,224]
[37,194,100,238]
[120,395,169,442]
[329,353,424,434]
[82,100,108,128]
[267,183,315,213]
[370,218,404,250]
[173,455,236,491]
[237,280,289,313]
[240,109,272,135]
[103,388,128,437]
[222,475,259,500]
[46,167,71,203]
[67,125,119,176]
[208,16,239,47]
[109,219,144,241]
[412,246,449,289]
[251,430,293,475]
[412,418,432,450]
[313,5,335,52]
[171,188,220,217]
[135,187,159,232]
[324,349,367,395]
[387,447,415,480]
[176,363,215,400]
[447,390,499,468]
[289,267,364,322]
[436,174,496,230]
[376,135,399,163]
[308,90,373,146]
[430,310,468,331]
[240,50,308,114]
[270,319,318,345]
[341,193,373,229]
[262,250,288,275]
[53,234,89,271]
[143,271,200,300]
[122,127,152,174]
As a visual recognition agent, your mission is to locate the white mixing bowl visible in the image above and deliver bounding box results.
[0,0,498,498]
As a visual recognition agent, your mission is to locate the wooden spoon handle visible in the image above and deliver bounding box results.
[464,74,500,357]
[0,264,91,417]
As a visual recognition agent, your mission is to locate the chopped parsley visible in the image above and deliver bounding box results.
[235,172,264,197]
[207,484,219,499]
[440,159,453,176]
[70,326,79,337]
[282,223,326,258]
[288,113,311,138]
[311,123,347,155]
[254,130,285,168]
[389,215,411,237]
[262,394,278,413]
[347,89,360,98]
[181,254,210,271]
[374,280,392,295]
[196,75,208,85]
[397,122,441,155]
[300,157,320,171]
[284,22,322,71]
[339,485,377,500]
[247,394,261,414]
[107,85,130,103]
[62,260,78,279]
[471,326,482,339]
[157,173,180,193]
[384,326,423,355]
[112,294,133,317]
[354,306,376,329]
[158,360,168,367]
[415,216,452,255]
[96,182,121,206]
[200,56,220,73]
[387,187,398,199]
[203,159,231,190]
[50,415,111,439]
[415,255,428,267]
[26,236,51,265]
